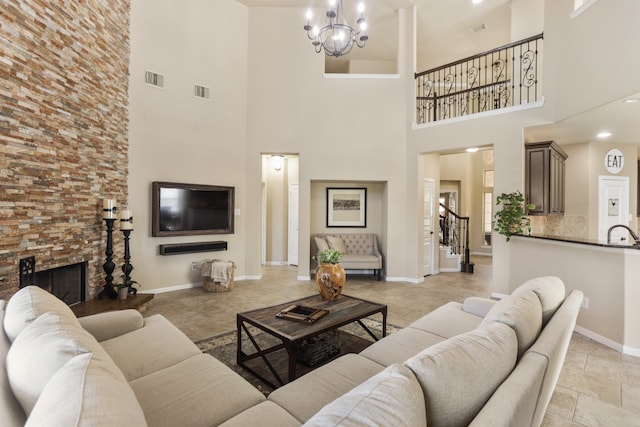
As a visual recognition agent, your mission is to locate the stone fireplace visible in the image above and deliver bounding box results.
[0,0,130,301]
[19,257,87,306]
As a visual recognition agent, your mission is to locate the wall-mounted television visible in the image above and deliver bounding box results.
[152,181,235,237]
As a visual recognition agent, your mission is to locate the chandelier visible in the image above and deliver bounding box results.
[304,0,368,57]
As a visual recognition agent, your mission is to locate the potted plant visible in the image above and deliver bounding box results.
[494,191,535,241]
[313,249,345,301]
[313,249,343,264]
[116,275,139,300]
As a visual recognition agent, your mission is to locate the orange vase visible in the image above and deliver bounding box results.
[316,262,346,301]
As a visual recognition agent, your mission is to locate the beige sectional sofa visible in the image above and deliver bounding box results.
[1,276,582,426]
[313,233,383,280]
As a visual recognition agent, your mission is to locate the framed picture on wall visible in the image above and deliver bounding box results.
[327,187,367,227]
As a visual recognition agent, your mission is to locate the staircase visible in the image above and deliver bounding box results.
[439,203,474,273]
[439,246,461,272]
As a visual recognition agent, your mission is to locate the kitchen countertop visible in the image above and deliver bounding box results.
[514,233,640,249]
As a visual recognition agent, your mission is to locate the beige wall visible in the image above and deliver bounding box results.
[245,7,411,280]
[510,236,640,353]
[128,0,249,290]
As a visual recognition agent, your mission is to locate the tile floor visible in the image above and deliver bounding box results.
[145,256,640,426]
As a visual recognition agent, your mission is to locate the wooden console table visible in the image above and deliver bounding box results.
[71,293,154,318]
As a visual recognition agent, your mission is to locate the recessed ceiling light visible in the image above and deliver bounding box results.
[472,0,483,4]
[623,98,640,104]
[596,131,612,139]
[466,147,479,153]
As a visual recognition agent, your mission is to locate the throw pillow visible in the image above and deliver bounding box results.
[4,285,80,342]
[303,364,426,427]
[326,236,347,254]
[512,276,565,325]
[404,322,517,427]
[481,289,542,358]
[314,236,330,252]
[26,353,148,427]
[7,311,121,415]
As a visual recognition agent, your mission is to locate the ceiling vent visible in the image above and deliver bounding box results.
[144,71,164,88]
[469,22,489,33]
[194,84,210,100]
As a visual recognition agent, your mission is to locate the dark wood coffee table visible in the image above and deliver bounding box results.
[237,294,387,389]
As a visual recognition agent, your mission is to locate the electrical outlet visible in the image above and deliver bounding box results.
[581,296,589,309]
[191,262,198,271]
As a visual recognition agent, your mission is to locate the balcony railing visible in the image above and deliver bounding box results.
[415,33,543,124]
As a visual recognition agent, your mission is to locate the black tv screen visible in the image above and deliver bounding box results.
[152,181,234,236]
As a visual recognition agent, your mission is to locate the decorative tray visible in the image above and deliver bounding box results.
[276,304,329,323]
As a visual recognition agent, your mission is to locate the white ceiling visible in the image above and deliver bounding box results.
[237,0,512,69]
[525,92,640,146]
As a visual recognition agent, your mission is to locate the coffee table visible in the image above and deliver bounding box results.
[236,294,387,388]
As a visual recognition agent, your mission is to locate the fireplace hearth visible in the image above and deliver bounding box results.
[19,257,87,306]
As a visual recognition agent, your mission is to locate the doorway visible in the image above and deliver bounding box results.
[423,179,435,276]
[598,175,630,242]
[262,154,300,266]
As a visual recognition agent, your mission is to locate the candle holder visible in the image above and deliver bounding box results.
[121,229,137,295]
[99,218,118,299]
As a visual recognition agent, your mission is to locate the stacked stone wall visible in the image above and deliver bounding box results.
[0,0,130,299]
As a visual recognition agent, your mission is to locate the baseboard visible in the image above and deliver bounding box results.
[491,292,509,300]
[439,267,461,273]
[297,275,311,281]
[265,261,287,266]
[572,325,640,355]
[144,275,262,294]
[385,276,423,284]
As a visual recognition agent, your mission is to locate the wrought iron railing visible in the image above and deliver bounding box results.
[415,33,543,124]
[439,203,473,273]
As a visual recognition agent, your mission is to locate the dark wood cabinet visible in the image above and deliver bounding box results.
[525,141,568,215]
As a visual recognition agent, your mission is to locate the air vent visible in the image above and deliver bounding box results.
[194,84,210,100]
[144,71,164,88]
[469,22,488,33]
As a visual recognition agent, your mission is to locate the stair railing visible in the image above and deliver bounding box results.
[439,203,473,273]
[415,33,543,124]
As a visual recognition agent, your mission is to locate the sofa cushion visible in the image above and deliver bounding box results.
[25,353,147,427]
[404,322,517,427]
[100,314,201,381]
[219,401,301,427]
[0,300,27,427]
[512,276,565,325]
[359,327,444,367]
[481,290,542,357]
[314,236,330,252]
[4,285,80,342]
[326,235,347,254]
[409,301,484,339]
[269,353,385,423]
[303,364,426,427]
[7,311,120,415]
[129,354,265,427]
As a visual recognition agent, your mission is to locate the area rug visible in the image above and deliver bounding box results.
[195,318,398,395]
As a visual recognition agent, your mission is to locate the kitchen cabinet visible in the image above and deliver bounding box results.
[525,141,568,215]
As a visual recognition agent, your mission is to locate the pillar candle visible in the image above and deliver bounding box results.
[103,199,117,219]
[120,209,133,230]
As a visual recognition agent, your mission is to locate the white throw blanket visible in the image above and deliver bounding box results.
[198,259,233,288]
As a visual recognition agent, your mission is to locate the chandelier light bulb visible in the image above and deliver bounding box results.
[312,25,320,37]
[357,2,365,13]
[329,0,336,7]
[305,9,312,20]
[359,21,367,31]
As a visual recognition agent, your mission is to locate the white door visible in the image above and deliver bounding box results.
[598,176,630,243]
[423,179,435,276]
[288,184,299,266]
[261,182,267,266]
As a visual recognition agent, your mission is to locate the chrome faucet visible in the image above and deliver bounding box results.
[607,224,640,245]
